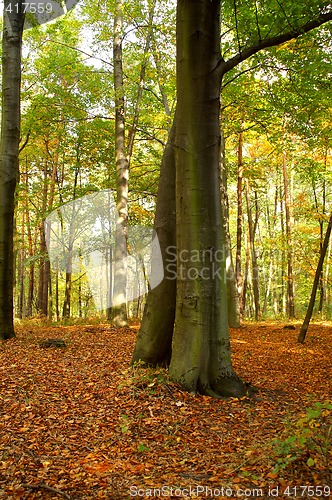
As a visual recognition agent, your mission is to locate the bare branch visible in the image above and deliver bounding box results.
[254,1,262,41]
[21,482,72,500]
[222,64,260,88]
[19,133,30,153]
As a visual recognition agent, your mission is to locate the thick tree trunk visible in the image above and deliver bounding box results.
[168,0,245,397]
[298,212,332,344]
[112,0,128,327]
[130,0,332,397]
[132,120,176,366]
[0,1,24,339]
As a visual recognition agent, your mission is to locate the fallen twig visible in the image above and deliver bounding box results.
[21,482,73,500]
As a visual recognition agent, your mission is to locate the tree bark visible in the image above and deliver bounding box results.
[236,129,244,317]
[37,158,50,316]
[168,0,245,397]
[112,0,128,327]
[62,271,72,319]
[132,0,332,397]
[245,180,260,321]
[17,211,25,318]
[0,1,24,339]
[282,150,295,318]
[298,212,332,343]
[132,119,176,366]
[220,128,240,328]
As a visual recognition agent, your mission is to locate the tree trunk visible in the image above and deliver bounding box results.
[132,119,176,366]
[37,159,49,316]
[37,221,48,316]
[312,169,327,314]
[298,212,332,344]
[245,180,260,320]
[112,0,128,327]
[131,0,332,397]
[62,271,72,319]
[280,183,287,315]
[17,212,25,318]
[0,1,24,339]
[220,128,240,328]
[168,0,245,397]
[242,231,250,316]
[55,255,59,321]
[282,150,295,318]
[236,129,244,317]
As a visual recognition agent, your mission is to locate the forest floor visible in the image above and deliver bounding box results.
[0,321,331,499]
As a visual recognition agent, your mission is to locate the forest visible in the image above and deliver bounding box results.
[0,0,331,498]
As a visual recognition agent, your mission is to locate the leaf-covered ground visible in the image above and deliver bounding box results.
[0,322,331,499]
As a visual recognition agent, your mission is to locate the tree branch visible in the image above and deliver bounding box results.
[21,482,72,499]
[222,64,260,89]
[220,10,332,75]
[19,133,30,153]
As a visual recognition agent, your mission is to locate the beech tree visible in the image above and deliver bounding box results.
[0,1,25,340]
[133,0,332,397]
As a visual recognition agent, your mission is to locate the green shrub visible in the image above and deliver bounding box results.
[272,401,331,480]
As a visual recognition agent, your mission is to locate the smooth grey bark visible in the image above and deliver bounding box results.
[112,0,156,326]
[168,0,245,397]
[0,1,24,339]
[132,119,176,366]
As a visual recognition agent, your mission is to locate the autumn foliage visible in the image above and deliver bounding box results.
[0,322,331,499]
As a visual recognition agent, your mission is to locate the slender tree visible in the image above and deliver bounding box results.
[298,211,332,343]
[112,0,129,326]
[282,148,295,318]
[236,129,244,316]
